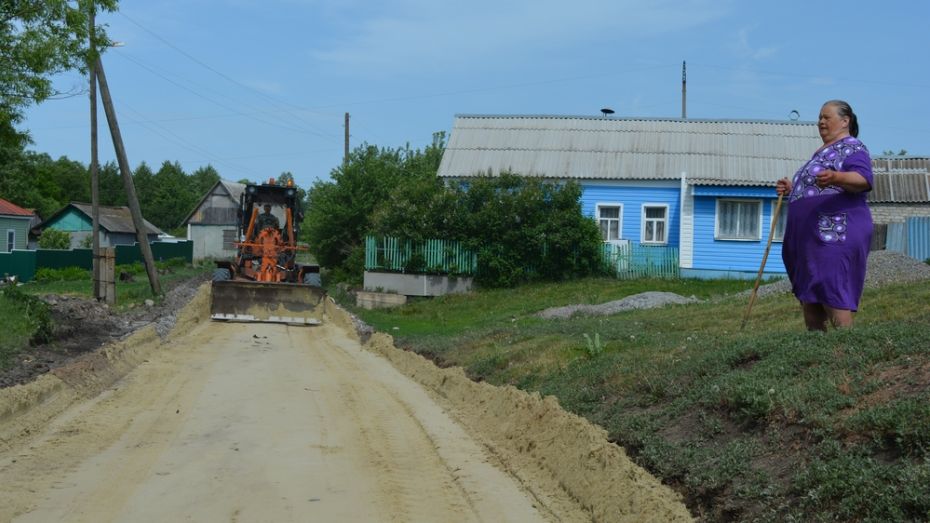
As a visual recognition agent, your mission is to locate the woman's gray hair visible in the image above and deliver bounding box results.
[824,99,859,138]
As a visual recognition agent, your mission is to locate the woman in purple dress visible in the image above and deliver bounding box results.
[776,100,873,331]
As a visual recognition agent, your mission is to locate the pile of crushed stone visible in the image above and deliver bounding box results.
[535,291,699,319]
[742,250,930,300]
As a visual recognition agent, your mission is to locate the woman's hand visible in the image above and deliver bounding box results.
[816,169,841,188]
[776,177,792,196]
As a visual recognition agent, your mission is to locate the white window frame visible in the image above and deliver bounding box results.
[6,229,14,252]
[772,200,787,242]
[596,203,624,244]
[640,203,669,245]
[714,199,762,241]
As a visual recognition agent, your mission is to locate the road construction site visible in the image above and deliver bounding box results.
[0,284,690,522]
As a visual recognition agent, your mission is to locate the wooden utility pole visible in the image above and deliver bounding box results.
[94,58,162,296]
[89,6,106,302]
[344,112,350,167]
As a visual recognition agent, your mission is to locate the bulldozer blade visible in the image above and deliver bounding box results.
[210,280,326,326]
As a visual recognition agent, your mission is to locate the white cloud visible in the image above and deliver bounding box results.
[307,0,731,73]
[736,26,778,61]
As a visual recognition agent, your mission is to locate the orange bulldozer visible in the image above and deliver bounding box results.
[210,178,325,325]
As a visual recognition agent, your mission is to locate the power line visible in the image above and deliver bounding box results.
[117,10,337,137]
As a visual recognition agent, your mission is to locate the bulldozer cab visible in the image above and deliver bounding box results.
[211,179,324,325]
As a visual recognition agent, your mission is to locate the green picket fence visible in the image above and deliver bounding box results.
[602,242,680,279]
[364,236,478,275]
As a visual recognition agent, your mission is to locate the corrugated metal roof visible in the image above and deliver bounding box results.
[67,203,165,235]
[0,198,35,217]
[438,114,821,185]
[870,157,930,203]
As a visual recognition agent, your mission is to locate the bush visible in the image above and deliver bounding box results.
[0,284,52,345]
[34,266,90,282]
[38,229,71,249]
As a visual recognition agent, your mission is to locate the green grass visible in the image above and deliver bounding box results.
[348,277,930,521]
[1,261,211,372]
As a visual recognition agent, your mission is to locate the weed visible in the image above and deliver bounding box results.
[582,332,604,358]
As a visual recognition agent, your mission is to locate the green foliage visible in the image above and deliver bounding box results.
[37,229,71,249]
[1,0,119,148]
[0,284,52,349]
[302,133,446,280]
[582,332,604,358]
[34,266,89,282]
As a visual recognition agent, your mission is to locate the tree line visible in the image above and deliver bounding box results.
[0,145,220,235]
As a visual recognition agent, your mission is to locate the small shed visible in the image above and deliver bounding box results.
[0,198,35,252]
[37,203,164,249]
[181,179,245,260]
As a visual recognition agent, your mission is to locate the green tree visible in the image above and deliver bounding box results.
[190,165,221,195]
[1,0,119,148]
[145,161,195,230]
[38,229,71,249]
[98,161,127,207]
[302,135,446,281]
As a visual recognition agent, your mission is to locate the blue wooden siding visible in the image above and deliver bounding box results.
[580,185,681,246]
[46,209,93,231]
[691,192,786,274]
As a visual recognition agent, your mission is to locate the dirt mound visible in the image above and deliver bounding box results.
[1,274,207,389]
[536,291,699,319]
[334,307,693,522]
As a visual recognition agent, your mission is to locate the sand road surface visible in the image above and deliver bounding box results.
[0,288,691,522]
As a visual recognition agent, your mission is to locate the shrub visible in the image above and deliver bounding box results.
[0,284,52,345]
[34,266,90,282]
[38,229,71,249]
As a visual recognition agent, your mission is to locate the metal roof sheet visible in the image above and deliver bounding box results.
[870,157,930,203]
[0,198,35,217]
[67,203,165,235]
[438,115,821,185]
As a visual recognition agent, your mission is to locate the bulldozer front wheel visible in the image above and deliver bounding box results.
[212,268,231,282]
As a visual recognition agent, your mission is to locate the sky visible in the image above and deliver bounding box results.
[21,0,930,191]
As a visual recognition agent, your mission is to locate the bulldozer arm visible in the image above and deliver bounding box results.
[210,280,326,326]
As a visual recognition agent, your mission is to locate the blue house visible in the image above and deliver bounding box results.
[437,114,822,278]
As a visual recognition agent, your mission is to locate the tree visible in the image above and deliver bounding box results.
[190,165,220,195]
[1,0,119,148]
[302,135,446,281]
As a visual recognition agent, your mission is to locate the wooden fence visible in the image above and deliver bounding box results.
[602,242,680,279]
[364,236,478,275]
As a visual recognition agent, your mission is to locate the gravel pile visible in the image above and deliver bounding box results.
[741,250,930,299]
[536,291,699,320]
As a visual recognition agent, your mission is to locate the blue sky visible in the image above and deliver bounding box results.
[22,0,930,190]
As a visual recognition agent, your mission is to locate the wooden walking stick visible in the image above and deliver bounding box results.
[741,192,785,330]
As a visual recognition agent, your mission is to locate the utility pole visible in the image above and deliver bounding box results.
[89,6,101,301]
[344,112,350,168]
[94,58,162,296]
[681,60,687,119]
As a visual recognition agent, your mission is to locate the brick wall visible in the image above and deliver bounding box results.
[870,203,930,224]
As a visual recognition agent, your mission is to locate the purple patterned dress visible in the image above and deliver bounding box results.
[781,136,873,311]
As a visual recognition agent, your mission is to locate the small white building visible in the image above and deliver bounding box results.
[182,180,245,261]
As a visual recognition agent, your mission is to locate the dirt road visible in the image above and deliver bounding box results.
[1,317,575,522]
[0,287,692,522]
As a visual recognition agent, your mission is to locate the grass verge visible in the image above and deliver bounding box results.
[348,278,930,521]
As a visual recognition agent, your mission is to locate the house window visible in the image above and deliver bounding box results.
[222,229,237,250]
[6,230,14,252]
[772,201,787,242]
[596,204,623,242]
[716,199,761,240]
[641,204,669,244]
